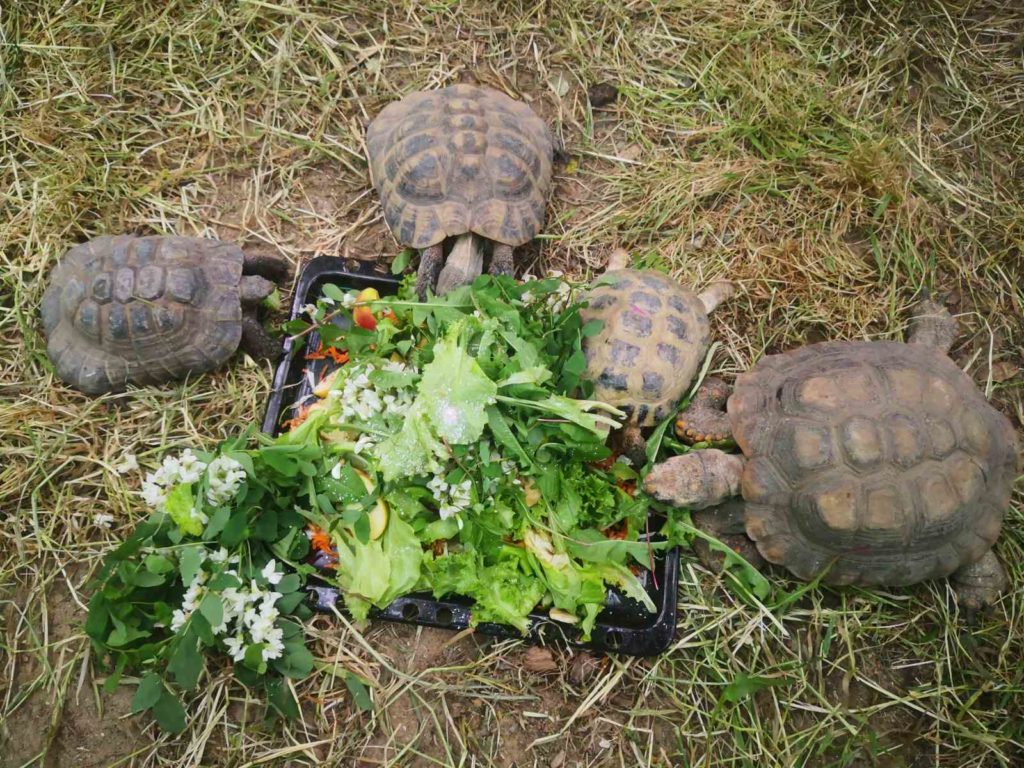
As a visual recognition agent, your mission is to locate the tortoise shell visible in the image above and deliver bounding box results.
[366,84,553,249]
[40,235,245,394]
[729,341,1019,586]
[581,270,711,427]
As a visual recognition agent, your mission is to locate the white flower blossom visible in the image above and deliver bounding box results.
[114,454,138,474]
[93,513,115,528]
[224,634,247,662]
[206,455,247,507]
[546,280,573,315]
[170,609,189,632]
[340,291,359,309]
[141,449,208,512]
[261,626,285,661]
[176,449,206,484]
[429,475,473,520]
[262,559,283,585]
[353,433,376,455]
[170,556,288,665]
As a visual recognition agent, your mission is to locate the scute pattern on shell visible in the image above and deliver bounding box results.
[41,235,244,394]
[366,84,553,248]
[728,341,1019,586]
[581,270,710,427]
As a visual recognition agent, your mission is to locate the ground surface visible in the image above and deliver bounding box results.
[2,1,1023,766]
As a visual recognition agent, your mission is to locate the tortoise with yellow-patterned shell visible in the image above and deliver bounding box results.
[366,84,554,298]
[580,267,733,463]
[645,301,1019,608]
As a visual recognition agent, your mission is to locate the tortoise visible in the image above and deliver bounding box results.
[580,258,733,464]
[41,235,288,395]
[366,84,554,298]
[644,300,1019,608]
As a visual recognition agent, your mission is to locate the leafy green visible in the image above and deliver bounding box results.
[375,400,447,481]
[166,484,201,536]
[419,323,497,443]
[152,689,187,733]
[130,673,164,714]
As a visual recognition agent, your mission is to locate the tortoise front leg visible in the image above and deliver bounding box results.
[489,242,514,278]
[239,312,283,361]
[436,233,484,295]
[415,244,444,299]
[676,377,733,445]
[611,423,647,468]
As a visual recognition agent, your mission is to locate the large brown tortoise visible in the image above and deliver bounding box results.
[366,84,553,298]
[41,235,288,395]
[580,259,733,464]
[645,301,1019,608]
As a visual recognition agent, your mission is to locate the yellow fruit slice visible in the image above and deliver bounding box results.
[313,369,339,398]
[353,287,380,330]
[354,468,388,540]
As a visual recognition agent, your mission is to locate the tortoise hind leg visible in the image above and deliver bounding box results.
[951,550,1007,611]
[240,312,282,361]
[907,298,958,355]
[415,244,444,299]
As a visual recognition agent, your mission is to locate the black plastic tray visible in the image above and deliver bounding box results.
[262,256,679,656]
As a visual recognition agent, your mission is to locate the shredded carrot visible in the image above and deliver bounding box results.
[602,523,629,540]
[326,347,349,364]
[307,523,339,569]
[590,455,617,471]
[616,479,637,497]
[281,402,313,432]
[306,340,350,365]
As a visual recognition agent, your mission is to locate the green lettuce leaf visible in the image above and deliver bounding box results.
[419,323,497,444]
[470,560,546,633]
[425,553,544,634]
[375,401,447,482]
[324,513,425,620]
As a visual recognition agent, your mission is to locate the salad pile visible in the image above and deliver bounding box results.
[86,273,689,731]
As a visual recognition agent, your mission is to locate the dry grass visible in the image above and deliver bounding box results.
[2,1,1023,766]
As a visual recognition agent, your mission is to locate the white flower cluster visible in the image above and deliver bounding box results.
[329,362,417,452]
[141,449,207,511]
[545,271,573,315]
[171,552,286,664]
[520,271,573,314]
[205,455,247,507]
[427,475,473,520]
